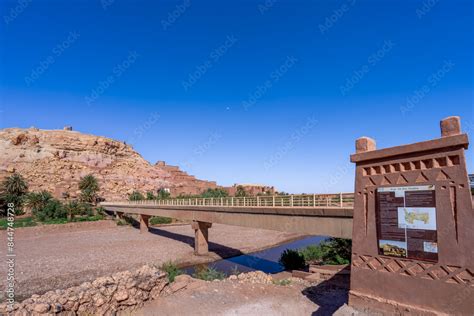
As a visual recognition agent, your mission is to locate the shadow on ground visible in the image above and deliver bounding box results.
[123,216,285,273]
[149,226,246,258]
[118,214,245,258]
[302,274,350,316]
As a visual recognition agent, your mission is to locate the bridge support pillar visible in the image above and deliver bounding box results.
[139,215,150,234]
[115,211,124,220]
[192,221,212,255]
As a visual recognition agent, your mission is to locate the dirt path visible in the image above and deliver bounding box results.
[0,220,302,300]
[128,279,361,316]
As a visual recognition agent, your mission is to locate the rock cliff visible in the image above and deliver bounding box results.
[0,127,218,200]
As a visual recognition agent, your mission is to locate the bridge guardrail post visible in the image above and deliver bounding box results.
[340,192,343,207]
[231,197,234,206]
[290,195,293,207]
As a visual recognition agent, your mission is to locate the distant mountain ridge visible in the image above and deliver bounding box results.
[0,127,219,200]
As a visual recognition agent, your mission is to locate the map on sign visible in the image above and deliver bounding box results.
[376,185,438,262]
[398,207,436,230]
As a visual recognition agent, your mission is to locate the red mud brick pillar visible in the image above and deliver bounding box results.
[192,221,212,255]
[348,116,473,315]
[139,215,150,234]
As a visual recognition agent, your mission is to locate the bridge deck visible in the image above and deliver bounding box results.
[101,194,354,239]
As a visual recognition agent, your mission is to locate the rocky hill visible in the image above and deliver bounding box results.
[0,127,218,200]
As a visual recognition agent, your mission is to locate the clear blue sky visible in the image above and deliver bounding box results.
[0,0,473,193]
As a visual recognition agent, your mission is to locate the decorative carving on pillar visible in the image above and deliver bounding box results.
[349,116,473,314]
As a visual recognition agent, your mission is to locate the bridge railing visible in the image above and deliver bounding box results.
[106,193,354,208]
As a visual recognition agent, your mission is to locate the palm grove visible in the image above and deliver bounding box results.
[0,173,103,224]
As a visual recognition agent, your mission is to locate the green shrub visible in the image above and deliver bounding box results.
[33,199,67,221]
[71,215,104,222]
[128,191,144,201]
[279,249,306,270]
[95,206,106,216]
[161,261,183,283]
[146,191,156,200]
[43,218,69,225]
[0,216,37,229]
[116,219,127,226]
[79,203,94,216]
[272,279,291,286]
[201,188,228,198]
[299,245,324,262]
[235,185,247,197]
[192,266,226,281]
[156,189,171,200]
[116,215,135,226]
[150,216,172,225]
[298,238,352,266]
[321,238,352,265]
[64,201,94,219]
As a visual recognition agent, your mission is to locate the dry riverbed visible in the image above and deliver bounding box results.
[0,220,302,300]
[129,272,362,316]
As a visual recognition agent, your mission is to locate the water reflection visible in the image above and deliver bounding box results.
[184,235,326,275]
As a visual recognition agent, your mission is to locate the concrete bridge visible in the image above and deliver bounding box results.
[101,193,354,255]
[101,117,474,314]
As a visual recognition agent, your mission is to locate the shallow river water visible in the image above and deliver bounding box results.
[184,235,326,275]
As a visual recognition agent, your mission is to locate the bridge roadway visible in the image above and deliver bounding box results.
[101,194,354,255]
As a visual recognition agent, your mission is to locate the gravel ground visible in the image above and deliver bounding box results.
[129,278,362,316]
[0,220,301,300]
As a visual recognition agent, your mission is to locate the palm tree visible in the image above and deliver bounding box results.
[79,174,100,204]
[235,185,247,197]
[157,189,171,200]
[25,191,53,212]
[146,191,156,200]
[0,173,29,215]
[201,188,228,198]
[2,173,28,196]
